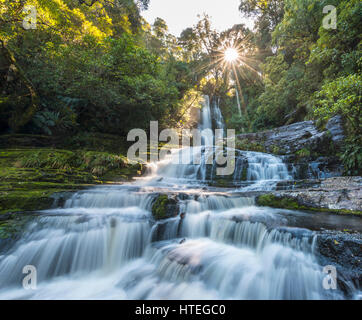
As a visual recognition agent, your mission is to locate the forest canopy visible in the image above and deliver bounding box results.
[0,0,361,173]
[0,0,196,136]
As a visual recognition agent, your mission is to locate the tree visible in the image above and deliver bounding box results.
[239,0,284,49]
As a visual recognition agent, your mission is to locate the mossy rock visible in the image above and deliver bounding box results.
[240,166,248,181]
[0,214,34,240]
[295,148,311,160]
[256,193,361,216]
[151,194,179,220]
[236,139,266,153]
[256,194,300,210]
[210,179,231,187]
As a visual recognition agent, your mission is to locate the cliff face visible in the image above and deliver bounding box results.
[236,116,346,179]
[237,116,345,155]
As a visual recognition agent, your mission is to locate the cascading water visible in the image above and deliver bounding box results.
[0,97,356,300]
[212,97,225,131]
[199,95,213,132]
[148,97,290,189]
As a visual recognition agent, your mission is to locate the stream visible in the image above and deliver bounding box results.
[0,98,360,300]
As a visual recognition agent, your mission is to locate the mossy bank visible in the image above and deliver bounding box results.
[0,148,143,216]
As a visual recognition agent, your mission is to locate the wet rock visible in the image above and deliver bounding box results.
[256,177,362,215]
[315,230,361,297]
[151,194,179,220]
[236,116,345,179]
[177,193,192,201]
[50,192,76,208]
[326,115,345,146]
[276,179,322,190]
[286,156,344,180]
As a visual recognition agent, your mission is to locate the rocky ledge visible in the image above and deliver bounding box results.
[237,115,345,155]
[256,177,362,215]
[236,116,346,179]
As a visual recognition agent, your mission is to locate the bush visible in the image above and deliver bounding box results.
[313,74,361,137]
[341,138,362,176]
[313,74,361,175]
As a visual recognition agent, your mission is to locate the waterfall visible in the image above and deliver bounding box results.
[212,97,225,131]
[147,96,290,189]
[235,87,242,116]
[0,96,354,300]
[1,189,339,300]
[199,95,213,131]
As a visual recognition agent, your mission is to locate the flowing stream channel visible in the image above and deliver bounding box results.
[0,98,360,300]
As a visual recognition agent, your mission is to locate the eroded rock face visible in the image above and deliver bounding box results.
[286,156,344,180]
[275,189,361,212]
[237,116,346,179]
[237,116,345,155]
[326,115,345,146]
[256,177,362,215]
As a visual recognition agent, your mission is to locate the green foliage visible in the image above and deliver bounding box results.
[313,73,361,174]
[32,108,78,135]
[18,150,131,177]
[235,0,361,171]
[239,0,284,48]
[340,139,362,176]
[313,74,361,136]
[0,0,195,137]
[295,148,311,159]
[0,0,360,175]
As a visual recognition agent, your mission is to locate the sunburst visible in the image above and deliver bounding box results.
[224,47,239,63]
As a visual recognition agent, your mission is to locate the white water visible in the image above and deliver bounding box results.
[0,97,347,300]
[146,97,290,190]
[235,87,242,116]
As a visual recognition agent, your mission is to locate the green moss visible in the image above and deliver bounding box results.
[0,133,129,155]
[211,179,230,187]
[256,194,361,216]
[256,194,299,210]
[152,195,168,220]
[235,139,266,153]
[0,220,20,239]
[0,190,54,213]
[270,145,281,155]
[0,214,35,239]
[241,166,248,181]
[151,195,178,220]
[0,148,142,215]
[295,148,311,159]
